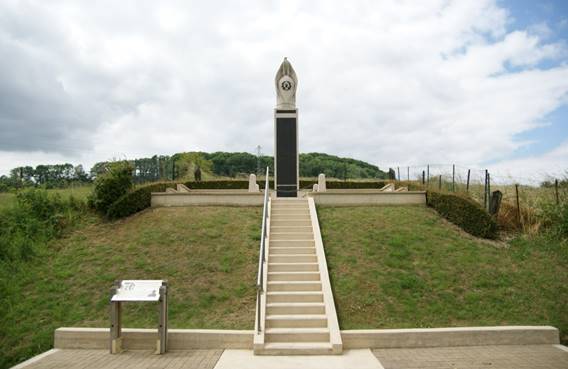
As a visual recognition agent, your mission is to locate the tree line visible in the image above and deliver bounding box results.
[0,151,390,191]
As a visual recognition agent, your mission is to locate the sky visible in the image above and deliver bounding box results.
[0,0,567,183]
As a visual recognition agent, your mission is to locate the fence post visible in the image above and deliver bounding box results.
[555,179,559,205]
[407,167,410,181]
[452,164,455,192]
[157,157,160,180]
[422,170,425,185]
[427,165,430,187]
[438,175,442,190]
[484,170,488,210]
[466,169,470,193]
[487,172,491,212]
[172,160,175,181]
[515,184,521,227]
[397,167,400,182]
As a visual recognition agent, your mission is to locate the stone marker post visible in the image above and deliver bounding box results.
[274,58,299,198]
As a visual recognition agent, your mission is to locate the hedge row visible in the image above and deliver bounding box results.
[106,179,397,219]
[427,191,497,239]
[106,182,176,219]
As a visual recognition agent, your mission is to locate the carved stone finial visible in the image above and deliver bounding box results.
[275,57,297,109]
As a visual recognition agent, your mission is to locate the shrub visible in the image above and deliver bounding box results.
[107,182,176,219]
[89,161,133,214]
[541,202,568,239]
[0,189,85,262]
[427,191,497,239]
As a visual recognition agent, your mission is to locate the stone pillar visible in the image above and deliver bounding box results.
[317,173,326,192]
[274,58,299,198]
[248,174,260,192]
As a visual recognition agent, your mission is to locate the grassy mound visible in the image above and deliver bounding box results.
[319,206,567,343]
[1,207,260,368]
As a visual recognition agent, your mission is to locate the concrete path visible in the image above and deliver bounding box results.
[11,349,223,369]
[373,344,568,369]
[12,345,568,368]
[214,349,384,369]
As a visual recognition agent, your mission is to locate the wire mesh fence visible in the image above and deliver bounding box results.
[389,163,567,234]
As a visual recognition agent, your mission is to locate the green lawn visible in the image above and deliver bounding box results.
[0,186,93,210]
[1,206,260,368]
[319,206,568,343]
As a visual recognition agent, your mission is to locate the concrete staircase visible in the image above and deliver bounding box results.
[254,197,342,355]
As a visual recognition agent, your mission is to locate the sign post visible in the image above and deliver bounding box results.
[110,280,168,354]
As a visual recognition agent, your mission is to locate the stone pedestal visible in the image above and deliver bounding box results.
[274,109,298,197]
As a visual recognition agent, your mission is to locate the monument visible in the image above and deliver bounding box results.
[274,57,299,197]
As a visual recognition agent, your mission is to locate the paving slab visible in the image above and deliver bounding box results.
[11,349,223,369]
[373,344,568,369]
[213,349,384,369]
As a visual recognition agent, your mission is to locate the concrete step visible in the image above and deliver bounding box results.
[268,262,319,272]
[266,302,326,315]
[272,208,309,212]
[271,213,310,219]
[271,226,313,233]
[271,220,312,227]
[269,254,317,263]
[272,198,307,201]
[270,247,315,255]
[270,240,315,248]
[267,281,322,292]
[270,210,311,217]
[258,342,334,355]
[265,328,330,342]
[267,291,324,303]
[271,233,314,241]
[272,201,308,206]
[266,314,327,328]
[268,272,321,282]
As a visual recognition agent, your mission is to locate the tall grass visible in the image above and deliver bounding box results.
[0,189,87,263]
[405,174,568,238]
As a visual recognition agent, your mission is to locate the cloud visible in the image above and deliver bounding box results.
[0,0,567,179]
[487,140,568,184]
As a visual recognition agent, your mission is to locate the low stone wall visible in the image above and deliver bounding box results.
[310,190,426,206]
[54,328,253,350]
[54,326,559,350]
[341,326,560,348]
[151,190,264,207]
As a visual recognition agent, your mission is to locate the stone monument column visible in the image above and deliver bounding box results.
[274,57,299,197]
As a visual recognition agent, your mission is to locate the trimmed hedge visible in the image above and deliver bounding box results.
[106,179,399,219]
[427,191,497,239]
[106,182,176,219]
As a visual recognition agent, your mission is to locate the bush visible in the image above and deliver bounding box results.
[107,182,176,219]
[541,202,568,239]
[427,191,497,239]
[89,161,133,214]
[0,189,85,262]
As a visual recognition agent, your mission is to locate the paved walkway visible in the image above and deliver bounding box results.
[373,345,568,369]
[12,345,568,369]
[13,349,223,369]
[213,349,384,369]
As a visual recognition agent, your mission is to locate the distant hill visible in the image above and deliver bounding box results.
[3,152,389,190]
[90,151,389,181]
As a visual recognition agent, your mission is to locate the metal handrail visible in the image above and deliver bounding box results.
[256,167,270,334]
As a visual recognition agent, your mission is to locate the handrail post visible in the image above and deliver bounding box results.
[255,167,270,334]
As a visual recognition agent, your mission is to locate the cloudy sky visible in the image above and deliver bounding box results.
[1,0,567,182]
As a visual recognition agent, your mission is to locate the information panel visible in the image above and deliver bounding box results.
[111,280,163,302]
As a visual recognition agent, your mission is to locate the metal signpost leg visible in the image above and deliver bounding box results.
[157,282,168,354]
[110,280,122,354]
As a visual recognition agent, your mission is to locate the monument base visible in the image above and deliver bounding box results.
[274,109,299,198]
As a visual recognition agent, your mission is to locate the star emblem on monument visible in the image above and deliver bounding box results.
[281,81,292,91]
